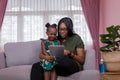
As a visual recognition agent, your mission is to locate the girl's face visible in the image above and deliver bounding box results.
[59,23,68,39]
[46,27,57,41]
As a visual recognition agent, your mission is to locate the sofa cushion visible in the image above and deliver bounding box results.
[58,70,100,80]
[0,65,32,80]
[4,40,41,67]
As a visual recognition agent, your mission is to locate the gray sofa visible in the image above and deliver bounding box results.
[0,40,100,80]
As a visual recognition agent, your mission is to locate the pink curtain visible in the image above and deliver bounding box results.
[0,0,8,31]
[80,0,100,69]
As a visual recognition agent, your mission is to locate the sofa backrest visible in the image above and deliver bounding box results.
[4,40,41,67]
[4,40,96,70]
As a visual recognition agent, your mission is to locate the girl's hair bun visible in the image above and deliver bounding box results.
[45,23,57,29]
[52,24,57,27]
[45,23,50,28]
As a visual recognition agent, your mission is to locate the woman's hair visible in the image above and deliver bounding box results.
[45,23,57,32]
[57,17,75,39]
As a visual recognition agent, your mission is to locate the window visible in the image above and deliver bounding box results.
[0,0,92,48]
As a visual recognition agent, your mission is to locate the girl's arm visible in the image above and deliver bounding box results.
[41,41,49,55]
[39,53,55,61]
[39,41,49,59]
[39,41,55,61]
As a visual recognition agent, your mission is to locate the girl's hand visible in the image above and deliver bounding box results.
[45,55,55,62]
[64,50,71,56]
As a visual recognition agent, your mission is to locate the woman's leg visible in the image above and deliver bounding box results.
[44,71,51,80]
[51,69,57,80]
[30,62,44,80]
[55,56,81,76]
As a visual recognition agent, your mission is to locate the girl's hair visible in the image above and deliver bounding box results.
[45,23,57,32]
[57,17,75,39]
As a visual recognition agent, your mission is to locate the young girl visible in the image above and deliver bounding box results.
[40,23,59,80]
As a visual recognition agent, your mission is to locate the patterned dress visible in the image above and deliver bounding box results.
[41,40,59,71]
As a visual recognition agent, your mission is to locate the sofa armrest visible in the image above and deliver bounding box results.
[83,49,96,70]
[79,70,100,80]
[0,51,6,69]
[58,70,100,80]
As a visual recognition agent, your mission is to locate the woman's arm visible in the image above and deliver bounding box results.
[72,35,85,64]
[71,48,85,64]
[64,48,85,64]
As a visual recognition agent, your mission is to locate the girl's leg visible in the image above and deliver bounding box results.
[51,69,57,80]
[44,71,51,80]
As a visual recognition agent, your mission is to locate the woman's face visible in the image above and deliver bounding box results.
[59,23,68,39]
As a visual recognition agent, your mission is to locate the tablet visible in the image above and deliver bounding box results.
[48,45,64,59]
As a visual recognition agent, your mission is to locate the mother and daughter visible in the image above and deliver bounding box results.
[31,17,85,80]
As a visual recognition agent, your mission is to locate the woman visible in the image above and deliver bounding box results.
[30,17,85,80]
[54,17,85,76]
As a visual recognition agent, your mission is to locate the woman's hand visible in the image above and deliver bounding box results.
[64,48,85,64]
[64,49,71,56]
